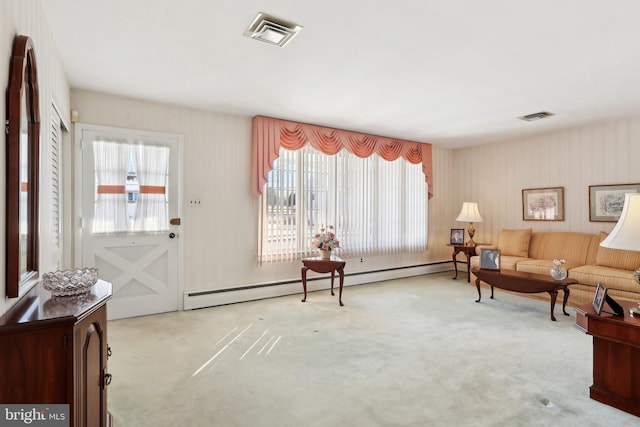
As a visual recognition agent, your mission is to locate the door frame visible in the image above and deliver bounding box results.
[73,123,185,311]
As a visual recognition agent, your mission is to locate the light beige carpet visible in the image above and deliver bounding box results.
[107,272,638,426]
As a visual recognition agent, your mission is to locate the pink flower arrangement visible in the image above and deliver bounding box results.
[312,225,340,251]
[553,259,566,266]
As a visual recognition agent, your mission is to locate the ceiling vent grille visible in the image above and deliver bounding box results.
[244,12,302,47]
[518,111,555,122]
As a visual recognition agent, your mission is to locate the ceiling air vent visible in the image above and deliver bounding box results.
[244,12,303,47]
[518,111,555,122]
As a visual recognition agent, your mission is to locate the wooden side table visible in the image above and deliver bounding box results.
[447,243,487,283]
[575,301,640,417]
[301,255,346,306]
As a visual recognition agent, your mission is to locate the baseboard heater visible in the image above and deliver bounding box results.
[183,261,451,310]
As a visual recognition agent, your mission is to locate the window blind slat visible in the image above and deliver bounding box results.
[50,106,62,254]
[259,146,427,263]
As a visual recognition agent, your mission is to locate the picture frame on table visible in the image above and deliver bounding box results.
[522,187,564,221]
[589,183,640,222]
[480,249,500,270]
[592,283,607,315]
[450,228,465,245]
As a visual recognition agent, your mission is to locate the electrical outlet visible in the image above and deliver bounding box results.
[360,258,364,263]
[188,198,201,207]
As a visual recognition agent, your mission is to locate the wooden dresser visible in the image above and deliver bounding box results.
[575,300,640,417]
[0,280,112,426]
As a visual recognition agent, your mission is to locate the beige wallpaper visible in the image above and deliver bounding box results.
[451,117,640,244]
[70,90,454,294]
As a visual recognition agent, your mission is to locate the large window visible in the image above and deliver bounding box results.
[259,145,428,263]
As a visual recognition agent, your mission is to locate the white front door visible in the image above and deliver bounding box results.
[78,124,182,320]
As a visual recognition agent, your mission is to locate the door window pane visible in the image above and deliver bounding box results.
[92,140,169,234]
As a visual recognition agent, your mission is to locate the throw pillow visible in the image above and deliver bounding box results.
[497,228,532,257]
[595,231,640,271]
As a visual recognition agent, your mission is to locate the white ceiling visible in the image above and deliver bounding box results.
[41,0,640,149]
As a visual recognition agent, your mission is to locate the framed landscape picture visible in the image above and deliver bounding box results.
[522,187,564,221]
[589,183,640,222]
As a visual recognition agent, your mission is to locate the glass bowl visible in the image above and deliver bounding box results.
[42,268,98,297]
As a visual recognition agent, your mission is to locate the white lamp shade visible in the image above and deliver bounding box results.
[600,193,640,251]
[456,202,483,223]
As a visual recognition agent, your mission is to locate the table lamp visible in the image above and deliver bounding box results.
[456,202,483,246]
[599,193,640,315]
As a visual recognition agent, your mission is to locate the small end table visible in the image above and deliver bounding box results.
[575,300,640,416]
[447,243,488,283]
[301,255,346,306]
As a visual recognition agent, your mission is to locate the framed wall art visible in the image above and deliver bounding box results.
[589,183,640,222]
[522,187,564,221]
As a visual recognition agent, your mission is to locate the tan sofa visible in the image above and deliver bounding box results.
[469,229,640,307]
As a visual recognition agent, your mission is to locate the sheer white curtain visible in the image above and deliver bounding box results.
[260,146,427,263]
[93,140,131,233]
[132,144,169,232]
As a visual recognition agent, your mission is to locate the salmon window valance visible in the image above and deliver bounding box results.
[250,115,433,199]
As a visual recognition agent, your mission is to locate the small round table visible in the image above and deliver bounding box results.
[447,243,489,283]
[301,255,346,306]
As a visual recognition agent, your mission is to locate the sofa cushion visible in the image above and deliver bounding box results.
[595,231,640,271]
[570,264,639,294]
[497,229,532,257]
[527,232,600,265]
[516,259,582,276]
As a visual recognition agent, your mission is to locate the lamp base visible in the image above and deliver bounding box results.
[466,223,476,246]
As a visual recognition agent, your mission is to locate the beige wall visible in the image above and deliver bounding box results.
[71,90,453,295]
[451,117,640,244]
[0,0,70,315]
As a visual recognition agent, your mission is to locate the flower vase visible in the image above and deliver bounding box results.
[320,250,331,259]
[550,266,567,281]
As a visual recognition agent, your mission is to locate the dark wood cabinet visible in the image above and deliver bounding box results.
[575,300,640,417]
[0,280,112,426]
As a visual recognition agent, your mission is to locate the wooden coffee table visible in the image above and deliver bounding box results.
[471,267,578,321]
